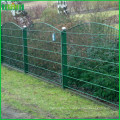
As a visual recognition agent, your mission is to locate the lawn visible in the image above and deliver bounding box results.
[73,10,119,21]
[1,66,119,119]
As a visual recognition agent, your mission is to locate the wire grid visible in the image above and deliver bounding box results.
[1,22,119,107]
[1,22,24,70]
[65,22,119,106]
[27,23,62,85]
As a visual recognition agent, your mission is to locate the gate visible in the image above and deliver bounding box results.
[1,22,119,107]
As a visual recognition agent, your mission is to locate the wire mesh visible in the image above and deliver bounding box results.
[1,22,24,70]
[1,22,119,107]
[27,23,62,84]
[66,22,119,106]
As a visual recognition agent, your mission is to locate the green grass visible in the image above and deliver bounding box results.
[72,10,119,21]
[1,66,119,119]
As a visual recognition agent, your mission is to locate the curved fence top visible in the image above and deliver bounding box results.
[28,22,61,32]
[2,22,23,29]
[68,22,119,31]
[2,22,118,32]
[67,22,119,35]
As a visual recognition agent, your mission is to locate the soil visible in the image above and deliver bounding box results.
[1,102,35,119]
[1,102,119,119]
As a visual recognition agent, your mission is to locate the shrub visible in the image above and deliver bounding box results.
[40,7,75,29]
[1,11,16,24]
[67,23,119,103]
[26,5,46,20]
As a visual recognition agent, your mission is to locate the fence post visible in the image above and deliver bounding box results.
[23,26,28,73]
[1,25,3,63]
[61,27,67,89]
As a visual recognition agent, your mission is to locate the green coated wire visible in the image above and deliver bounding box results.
[1,55,24,63]
[65,32,118,36]
[1,42,62,55]
[26,71,62,85]
[26,38,61,44]
[2,22,22,29]
[1,48,61,65]
[27,54,61,65]
[67,22,119,31]
[26,62,61,75]
[27,29,61,33]
[27,46,62,55]
[64,53,119,65]
[1,48,23,55]
[2,47,118,66]
[2,28,22,31]
[2,35,61,44]
[64,42,119,51]
[63,74,119,92]
[2,50,118,91]
[2,35,118,51]
[2,35,23,39]
[3,63,62,86]
[64,64,119,79]
[2,54,118,92]
[2,55,118,106]
[1,42,23,47]
[2,42,118,78]
[2,55,61,76]
[1,22,119,107]
[64,85,119,107]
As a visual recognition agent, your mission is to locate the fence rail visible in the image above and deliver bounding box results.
[1,22,119,107]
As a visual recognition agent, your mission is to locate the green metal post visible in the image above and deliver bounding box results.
[23,26,28,73]
[61,27,67,88]
[1,25,3,63]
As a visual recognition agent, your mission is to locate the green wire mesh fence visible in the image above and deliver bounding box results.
[1,22,119,107]
[1,22,23,70]
[65,22,119,107]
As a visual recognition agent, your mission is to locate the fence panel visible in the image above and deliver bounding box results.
[27,23,62,85]
[65,22,119,106]
[1,22,119,107]
[1,22,24,70]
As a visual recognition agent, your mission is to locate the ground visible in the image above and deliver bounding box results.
[1,66,119,119]
[1,102,34,119]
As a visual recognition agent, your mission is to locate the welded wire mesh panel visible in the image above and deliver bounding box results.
[1,22,24,70]
[65,22,119,106]
[27,23,62,84]
[1,22,119,107]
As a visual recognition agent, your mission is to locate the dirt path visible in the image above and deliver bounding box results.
[1,102,35,119]
[1,102,119,119]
